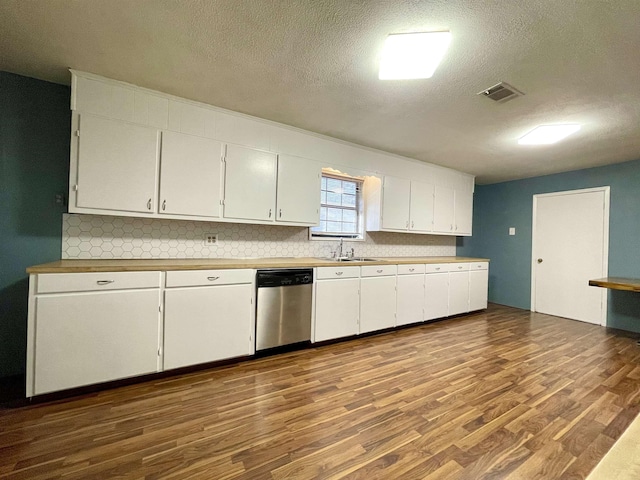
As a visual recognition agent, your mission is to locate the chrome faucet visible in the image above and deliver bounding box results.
[337,238,344,258]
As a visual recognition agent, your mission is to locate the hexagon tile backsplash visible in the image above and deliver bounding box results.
[62,214,456,259]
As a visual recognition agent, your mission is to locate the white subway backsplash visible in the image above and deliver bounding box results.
[62,214,455,259]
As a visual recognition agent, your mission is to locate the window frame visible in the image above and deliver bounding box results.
[309,172,365,241]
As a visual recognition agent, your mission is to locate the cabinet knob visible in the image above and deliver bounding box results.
[147,198,152,210]
[537,258,543,264]
[162,200,166,211]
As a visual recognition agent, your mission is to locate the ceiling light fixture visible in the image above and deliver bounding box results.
[379,31,451,80]
[518,124,581,145]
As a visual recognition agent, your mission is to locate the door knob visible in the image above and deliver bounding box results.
[537,258,543,264]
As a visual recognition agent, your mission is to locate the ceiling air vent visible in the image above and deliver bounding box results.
[478,82,524,103]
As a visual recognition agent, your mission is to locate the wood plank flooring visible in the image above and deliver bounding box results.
[1,304,640,479]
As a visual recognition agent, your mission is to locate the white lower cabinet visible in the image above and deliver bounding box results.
[424,268,450,321]
[314,267,360,342]
[448,263,471,316]
[360,275,397,334]
[469,262,489,311]
[163,269,254,369]
[163,283,253,370]
[27,260,489,397]
[32,287,161,395]
[396,264,425,326]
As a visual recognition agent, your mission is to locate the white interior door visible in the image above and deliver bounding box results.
[532,187,609,325]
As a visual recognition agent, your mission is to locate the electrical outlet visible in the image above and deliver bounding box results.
[204,234,218,246]
[509,227,516,236]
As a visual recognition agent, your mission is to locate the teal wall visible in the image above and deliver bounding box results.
[0,72,70,378]
[457,158,640,333]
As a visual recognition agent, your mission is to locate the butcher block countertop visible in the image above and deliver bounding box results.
[27,256,489,274]
[589,277,640,292]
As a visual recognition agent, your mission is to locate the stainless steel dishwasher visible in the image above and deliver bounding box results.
[255,269,313,351]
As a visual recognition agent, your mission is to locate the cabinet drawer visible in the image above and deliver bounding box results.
[361,265,397,277]
[425,263,448,274]
[165,269,254,287]
[316,266,360,280]
[448,263,470,272]
[470,262,489,271]
[397,264,425,275]
[37,271,161,294]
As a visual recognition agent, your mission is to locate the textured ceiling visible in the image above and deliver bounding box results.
[1,0,640,184]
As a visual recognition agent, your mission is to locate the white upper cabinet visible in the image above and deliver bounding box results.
[74,114,160,214]
[410,181,435,232]
[276,154,321,225]
[223,144,278,221]
[366,175,471,237]
[433,185,455,233]
[159,132,222,218]
[454,188,473,236]
[70,71,475,228]
[381,176,411,230]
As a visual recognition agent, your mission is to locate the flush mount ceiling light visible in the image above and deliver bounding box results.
[379,31,451,80]
[518,124,581,145]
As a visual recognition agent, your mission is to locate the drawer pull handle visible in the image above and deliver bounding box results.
[335,271,343,276]
[458,266,463,269]
[435,267,441,271]
[409,268,415,272]
[377,269,383,273]
[207,276,220,281]
[147,198,152,210]
[97,280,114,285]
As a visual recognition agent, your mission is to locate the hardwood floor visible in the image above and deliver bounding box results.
[1,304,640,479]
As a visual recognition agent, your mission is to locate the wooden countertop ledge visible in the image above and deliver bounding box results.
[27,256,489,274]
[589,277,640,292]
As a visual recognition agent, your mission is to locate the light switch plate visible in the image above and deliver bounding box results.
[509,227,516,236]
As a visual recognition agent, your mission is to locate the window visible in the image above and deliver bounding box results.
[310,173,364,239]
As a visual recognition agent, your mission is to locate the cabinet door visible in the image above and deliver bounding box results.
[159,132,222,217]
[360,276,397,333]
[224,144,277,221]
[34,290,160,395]
[469,270,489,311]
[381,176,410,230]
[76,114,159,213]
[433,186,455,233]
[164,284,253,370]
[425,273,449,320]
[397,274,425,326]
[315,278,360,342]
[410,181,435,232]
[276,154,321,224]
[455,188,474,235]
[448,271,470,315]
